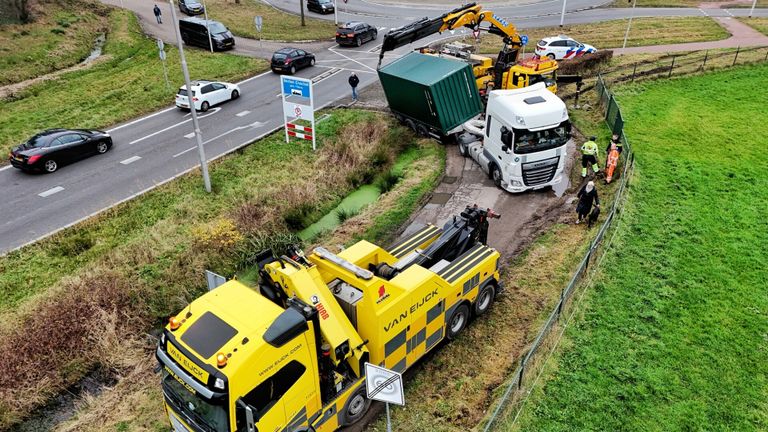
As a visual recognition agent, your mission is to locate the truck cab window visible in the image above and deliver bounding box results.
[239,360,306,423]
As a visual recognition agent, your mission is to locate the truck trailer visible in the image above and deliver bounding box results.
[156,206,502,432]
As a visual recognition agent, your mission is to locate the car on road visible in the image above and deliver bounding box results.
[178,0,205,15]
[9,129,112,173]
[307,0,334,14]
[179,18,235,51]
[535,35,597,60]
[270,48,315,74]
[336,21,377,47]
[175,80,241,112]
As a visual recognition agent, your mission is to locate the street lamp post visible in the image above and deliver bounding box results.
[622,0,637,49]
[168,0,212,193]
[559,0,567,27]
[334,0,338,25]
[202,0,214,52]
[749,0,757,17]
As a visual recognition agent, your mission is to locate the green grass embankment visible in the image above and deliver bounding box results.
[512,63,768,431]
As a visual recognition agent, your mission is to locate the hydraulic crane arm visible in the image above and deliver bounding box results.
[378,3,522,68]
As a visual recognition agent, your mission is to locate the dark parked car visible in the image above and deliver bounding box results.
[307,0,334,14]
[179,18,235,51]
[9,129,112,173]
[270,48,315,74]
[178,0,204,15]
[336,21,377,47]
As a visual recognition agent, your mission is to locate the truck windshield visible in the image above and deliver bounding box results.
[513,121,571,154]
[162,369,229,432]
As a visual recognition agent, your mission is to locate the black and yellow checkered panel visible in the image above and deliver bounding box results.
[388,224,442,259]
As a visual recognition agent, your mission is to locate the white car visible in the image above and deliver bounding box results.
[175,80,240,112]
[535,36,597,60]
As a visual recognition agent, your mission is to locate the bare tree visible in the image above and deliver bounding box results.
[299,0,305,26]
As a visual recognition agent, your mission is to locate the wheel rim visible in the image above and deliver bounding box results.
[291,66,296,74]
[44,160,57,172]
[356,38,361,46]
[348,394,365,417]
[450,311,465,333]
[232,90,239,99]
[97,142,108,153]
[201,102,209,112]
[493,168,501,183]
[311,58,315,66]
[548,53,555,60]
[478,289,492,311]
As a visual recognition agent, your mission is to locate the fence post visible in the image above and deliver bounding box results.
[631,62,637,82]
[765,48,768,61]
[517,359,526,389]
[668,55,676,78]
[733,46,740,66]
[702,50,708,71]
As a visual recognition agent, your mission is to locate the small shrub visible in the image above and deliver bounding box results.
[376,171,403,193]
[191,218,244,253]
[335,207,359,223]
[50,28,66,35]
[558,50,614,75]
[283,202,315,230]
[50,231,95,257]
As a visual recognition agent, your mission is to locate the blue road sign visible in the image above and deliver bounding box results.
[520,35,529,46]
[282,77,311,98]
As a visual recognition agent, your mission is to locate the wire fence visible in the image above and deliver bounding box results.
[480,75,636,432]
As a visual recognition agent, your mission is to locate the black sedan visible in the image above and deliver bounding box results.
[336,22,377,47]
[270,48,315,75]
[9,129,112,173]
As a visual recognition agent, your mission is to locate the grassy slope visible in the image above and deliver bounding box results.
[0,0,108,85]
[609,0,768,7]
[472,17,728,55]
[0,8,265,161]
[203,0,336,41]
[739,17,768,35]
[514,64,768,431]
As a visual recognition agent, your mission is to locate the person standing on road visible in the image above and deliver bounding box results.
[576,181,599,224]
[348,72,359,101]
[153,4,163,24]
[580,135,599,178]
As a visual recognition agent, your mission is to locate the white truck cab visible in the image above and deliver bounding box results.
[458,83,571,193]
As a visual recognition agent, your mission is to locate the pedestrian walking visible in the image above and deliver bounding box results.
[153,4,163,24]
[348,72,359,101]
[580,136,600,178]
[575,181,600,224]
[606,133,623,156]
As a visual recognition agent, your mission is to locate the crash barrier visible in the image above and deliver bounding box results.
[480,76,636,432]
[560,46,768,101]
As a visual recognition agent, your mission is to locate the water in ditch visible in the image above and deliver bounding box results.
[298,185,381,241]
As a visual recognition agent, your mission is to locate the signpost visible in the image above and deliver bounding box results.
[254,15,263,47]
[365,363,404,432]
[280,76,316,150]
[520,34,528,57]
[157,38,170,90]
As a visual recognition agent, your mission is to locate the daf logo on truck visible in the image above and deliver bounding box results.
[384,289,439,332]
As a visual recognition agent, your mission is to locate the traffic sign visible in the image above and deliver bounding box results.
[365,363,404,406]
[159,50,166,61]
[343,0,348,4]
[520,34,529,46]
[254,15,263,32]
[472,29,480,39]
[156,38,164,50]
[294,106,302,118]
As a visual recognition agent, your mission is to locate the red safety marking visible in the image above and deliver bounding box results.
[287,130,313,140]
[286,123,313,133]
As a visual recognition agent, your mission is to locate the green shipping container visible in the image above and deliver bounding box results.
[378,52,483,136]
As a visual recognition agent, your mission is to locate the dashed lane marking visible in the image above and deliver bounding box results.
[184,132,196,139]
[236,110,251,117]
[38,186,64,198]
[120,156,142,165]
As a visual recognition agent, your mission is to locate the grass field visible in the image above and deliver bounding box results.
[0,8,265,165]
[0,0,110,85]
[203,0,336,41]
[469,17,728,55]
[739,17,768,35]
[511,64,768,431]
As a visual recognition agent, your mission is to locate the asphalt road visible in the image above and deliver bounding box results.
[1,0,767,254]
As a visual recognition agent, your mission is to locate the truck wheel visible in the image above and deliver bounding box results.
[490,164,502,187]
[416,124,429,137]
[404,119,416,132]
[474,283,496,316]
[446,304,470,340]
[341,386,370,426]
[458,139,468,157]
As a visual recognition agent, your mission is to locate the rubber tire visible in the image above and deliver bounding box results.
[290,65,296,75]
[200,101,210,112]
[547,53,556,60]
[231,90,239,100]
[474,284,496,316]
[43,159,58,173]
[96,141,109,154]
[416,124,429,137]
[404,119,416,132]
[356,37,362,47]
[310,58,316,66]
[490,164,502,187]
[447,304,470,340]
[372,30,377,40]
[340,386,370,426]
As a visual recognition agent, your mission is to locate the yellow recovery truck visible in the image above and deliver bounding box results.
[156,206,502,432]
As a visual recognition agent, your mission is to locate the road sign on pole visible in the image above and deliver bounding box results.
[520,34,528,45]
[157,38,170,90]
[254,15,263,32]
[473,28,480,39]
[280,76,316,150]
[365,363,404,432]
[157,38,165,50]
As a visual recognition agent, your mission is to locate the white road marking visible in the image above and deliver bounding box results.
[184,132,196,139]
[699,8,708,15]
[38,186,64,198]
[0,165,13,172]
[129,107,221,145]
[328,48,377,72]
[725,9,734,16]
[378,26,386,31]
[120,156,142,165]
[236,110,251,117]
[173,121,270,158]
[106,107,176,133]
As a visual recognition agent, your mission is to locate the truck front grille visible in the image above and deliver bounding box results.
[522,156,559,186]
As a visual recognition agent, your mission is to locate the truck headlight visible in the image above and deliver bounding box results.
[515,116,525,126]
[214,378,225,390]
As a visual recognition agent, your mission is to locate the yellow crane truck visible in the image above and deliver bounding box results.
[156,206,502,432]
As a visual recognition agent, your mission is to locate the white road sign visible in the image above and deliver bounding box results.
[157,38,164,50]
[254,15,263,32]
[365,363,404,406]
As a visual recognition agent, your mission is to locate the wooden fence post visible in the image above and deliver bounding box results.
[733,46,740,66]
[668,55,676,78]
[702,50,708,70]
[631,62,637,82]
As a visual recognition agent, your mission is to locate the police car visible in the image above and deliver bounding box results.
[535,35,597,60]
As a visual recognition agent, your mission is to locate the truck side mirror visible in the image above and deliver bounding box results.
[237,399,256,432]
